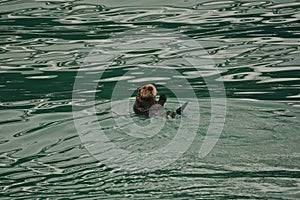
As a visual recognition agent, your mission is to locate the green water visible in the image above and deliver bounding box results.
[1,0,300,199]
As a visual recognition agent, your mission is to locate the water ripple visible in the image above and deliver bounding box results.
[1,0,300,199]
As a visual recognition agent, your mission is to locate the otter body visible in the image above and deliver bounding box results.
[133,84,187,118]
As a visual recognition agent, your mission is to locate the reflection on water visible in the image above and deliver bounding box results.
[0,0,299,199]
[1,0,299,100]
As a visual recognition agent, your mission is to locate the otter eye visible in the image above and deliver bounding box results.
[148,87,153,91]
[142,86,146,89]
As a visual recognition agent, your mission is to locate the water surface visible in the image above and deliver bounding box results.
[0,0,299,199]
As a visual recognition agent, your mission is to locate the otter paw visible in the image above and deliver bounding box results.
[159,94,167,104]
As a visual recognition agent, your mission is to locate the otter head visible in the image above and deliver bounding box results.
[137,84,157,100]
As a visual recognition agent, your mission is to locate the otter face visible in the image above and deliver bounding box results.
[138,84,157,99]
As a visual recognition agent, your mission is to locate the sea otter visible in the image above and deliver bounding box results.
[133,83,188,118]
